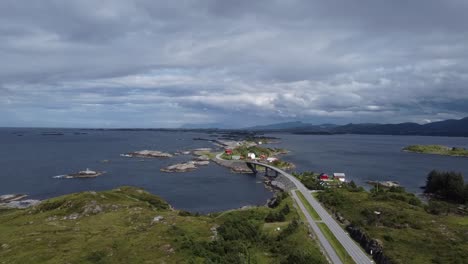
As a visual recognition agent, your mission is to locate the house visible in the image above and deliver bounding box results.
[232,155,241,160]
[319,173,329,181]
[259,154,267,160]
[247,152,256,159]
[266,157,278,163]
[333,173,346,182]
[225,149,233,155]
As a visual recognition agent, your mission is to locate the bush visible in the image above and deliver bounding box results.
[265,205,290,222]
[425,170,466,204]
[178,210,194,216]
[36,199,66,212]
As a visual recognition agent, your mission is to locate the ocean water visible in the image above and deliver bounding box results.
[0,128,272,213]
[3,129,468,212]
[271,133,468,193]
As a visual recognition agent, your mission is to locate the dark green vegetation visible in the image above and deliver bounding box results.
[423,170,468,216]
[292,171,324,190]
[317,185,468,264]
[424,170,468,205]
[0,187,326,264]
[403,144,468,157]
[179,191,326,264]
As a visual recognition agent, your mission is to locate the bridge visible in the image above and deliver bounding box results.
[246,161,373,264]
[246,161,279,176]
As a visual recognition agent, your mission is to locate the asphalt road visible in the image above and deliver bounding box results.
[247,161,373,264]
[291,190,343,264]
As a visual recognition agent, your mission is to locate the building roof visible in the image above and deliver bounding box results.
[333,173,346,177]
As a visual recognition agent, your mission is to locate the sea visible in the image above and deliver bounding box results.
[1,128,468,212]
[271,133,468,193]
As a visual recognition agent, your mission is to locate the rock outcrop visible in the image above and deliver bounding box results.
[127,150,173,158]
[346,225,393,264]
[161,162,197,172]
[0,194,40,209]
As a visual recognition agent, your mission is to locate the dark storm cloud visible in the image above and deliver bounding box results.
[0,0,467,127]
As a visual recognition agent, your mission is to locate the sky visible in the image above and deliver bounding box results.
[1,0,468,128]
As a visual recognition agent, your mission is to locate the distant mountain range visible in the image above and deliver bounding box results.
[245,117,468,137]
[246,121,335,131]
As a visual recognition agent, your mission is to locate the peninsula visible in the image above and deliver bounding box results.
[0,187,326,263]
[403,144,468,157]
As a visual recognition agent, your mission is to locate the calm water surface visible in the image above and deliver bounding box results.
[272,134,468,193]
[3,129,468,212]
[0,128,271,213]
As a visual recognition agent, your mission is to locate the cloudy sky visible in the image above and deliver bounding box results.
[1,0,468,128]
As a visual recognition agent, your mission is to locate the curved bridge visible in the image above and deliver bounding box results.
[246,161,279,176]
[245,160,373,264]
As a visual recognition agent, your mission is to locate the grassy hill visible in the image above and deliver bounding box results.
[0,187,326,264]
[317,187,468,264]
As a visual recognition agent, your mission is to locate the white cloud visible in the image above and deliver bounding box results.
[1,0,468,127]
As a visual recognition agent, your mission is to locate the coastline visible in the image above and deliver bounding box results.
[402,149,468,158]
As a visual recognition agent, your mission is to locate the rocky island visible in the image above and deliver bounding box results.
[124,150,173,158]
[54,168,104,179]
[161,161,210,172]
[403,144,468,157]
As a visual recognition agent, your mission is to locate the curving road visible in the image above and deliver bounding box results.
[247,161,373,264]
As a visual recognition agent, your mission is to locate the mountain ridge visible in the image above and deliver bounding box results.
[246,117,468,137]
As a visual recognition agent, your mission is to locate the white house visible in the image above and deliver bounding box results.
[333,173,346,182]
[266,157,278,163]
[247,153,256,159]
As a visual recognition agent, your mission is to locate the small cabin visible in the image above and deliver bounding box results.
[247,152,256,159]
[319,173,329,180]
[267,157,278,163]
[333,173,346,182]
[225,149,233,155]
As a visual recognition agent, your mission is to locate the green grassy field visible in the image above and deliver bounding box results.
[317,187,468,264]
[403,144,468,157]
[0,187,327,264]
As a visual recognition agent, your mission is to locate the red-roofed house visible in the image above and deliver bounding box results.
[319,173,329,180]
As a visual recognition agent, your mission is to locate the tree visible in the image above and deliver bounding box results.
[425,170,466,203]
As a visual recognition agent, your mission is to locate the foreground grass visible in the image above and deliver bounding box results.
[403,144,468,157]
[0,187,327,264]
[317,187,468,263]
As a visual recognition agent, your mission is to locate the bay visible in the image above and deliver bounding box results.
[0,128,271,213]
[271,134,468,193]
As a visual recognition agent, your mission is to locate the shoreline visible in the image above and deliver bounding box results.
[403,149,468,157]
